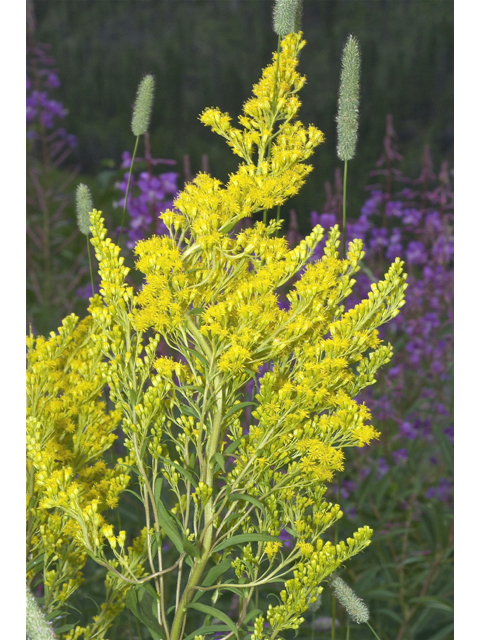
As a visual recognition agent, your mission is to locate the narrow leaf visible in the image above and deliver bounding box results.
[155,497,184,555]
[159,456,198,487]
[225,437,243,455]
[243,608,263,625]
[184,626,231,640]
[227,493,265,514]
[182,537,202,559]
[212,452,226,472]
[187,603,239,638]
[224,401,256,421]
[213,532,277,552]
[202,558,232,587]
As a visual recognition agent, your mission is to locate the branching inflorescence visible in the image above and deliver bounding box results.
[27,32,407,640]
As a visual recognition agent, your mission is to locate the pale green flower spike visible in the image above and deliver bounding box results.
[328,573,370,624]
[26,586,57,639]
[336,34,361,161]
[75,183,93,235]
[131,74,155,136]
[75,182,95,295]
[273,0,303,36]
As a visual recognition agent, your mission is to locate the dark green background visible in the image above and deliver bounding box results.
[32,0,453,232]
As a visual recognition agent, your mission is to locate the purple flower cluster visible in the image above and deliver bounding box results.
[26,43,77,148]
[114,149,179,249]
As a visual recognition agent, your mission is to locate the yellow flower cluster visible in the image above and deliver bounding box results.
[27,29,409,640]
[263,528,373,633]
[26,311,135,629]
[131,33,325,341]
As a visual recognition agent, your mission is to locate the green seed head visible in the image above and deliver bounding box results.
[273,0,303,36]
[76,183,93,235]
[336,34,361,161]
[26,586,57,639]
[328,573,370,624]
[131,74,155,137]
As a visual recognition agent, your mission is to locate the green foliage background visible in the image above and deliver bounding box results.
[33,0,452,234]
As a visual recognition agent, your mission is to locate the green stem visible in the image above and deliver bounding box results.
[170,371,224,640]
[331,595,336,640]
[367,621,383,640]
[119,135,140,248]
[86,236,95,297]
[275,204,281,237]
[263,35,281,226]
[331,476,341,640]
[342,160,348,259]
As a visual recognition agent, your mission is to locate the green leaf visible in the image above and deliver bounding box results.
[182,537,202,559]
[225,437,243,455]
[26,553,45,573]
[85,549,98,562]
[243,608,263,625]
[151,532,163,557]
[427,622,454,640]
[129,389,137,405]
[187,603,239,638]
[52,624,76,634]
[410,596,454,612]
[184,626,231,640]
[223,401,256,421]
[114,461,141,476]
[178,402,202,421]
[188,307,205,316]
[124,488,144,503]
[159,456,198,488]
[125,585,166,640]
[213,532,277,552]
[378,607,403,624]
[177,384,205,393]
[142,581,160,602]
[211,452,226,472]
[154,477,163,506]
[227,493,265,514]
[188,347,209,369]
[155,494,184,555]
[202,558,232,587]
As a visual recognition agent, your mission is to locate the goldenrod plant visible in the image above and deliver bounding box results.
[26,312,147,639]
[27,27,407,640]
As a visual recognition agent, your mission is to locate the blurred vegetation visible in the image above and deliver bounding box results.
[33,0,453,235]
